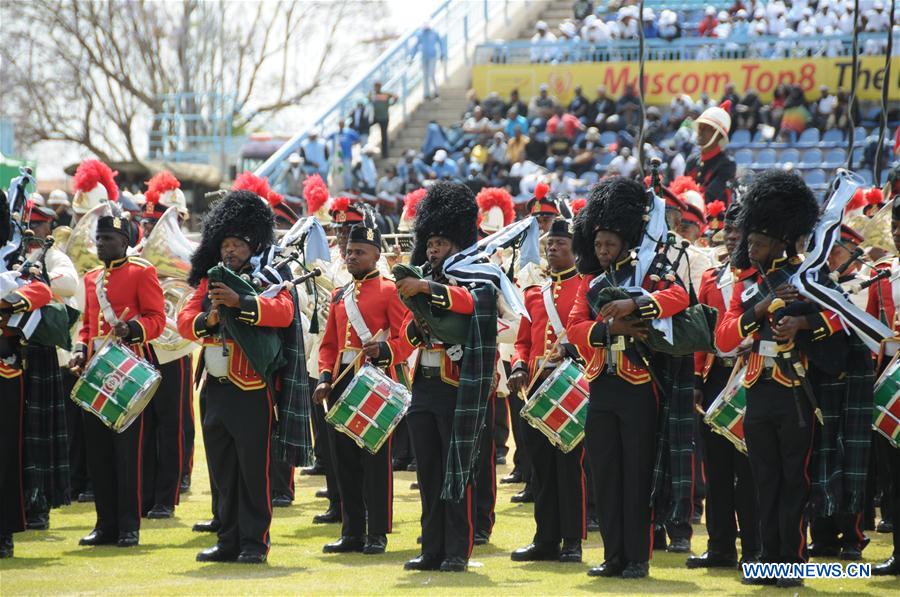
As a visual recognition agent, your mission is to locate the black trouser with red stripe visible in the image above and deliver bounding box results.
[585,374,657,565]
[744,379,814,564]
[310,377,341,507]
[141,355,189,511]
[699,363,760,558]
[408,375,475,561]
[202,379,272,556]
[878,432,900,555]
[63,370,90,496]
[525,419,586,544]
[269,458,295,501]
[0,375,26,537]
[327,366,393,537]
[181,365,196,483]
[475,393,497,537]
[83,410,143,535]
[508,391,532,484]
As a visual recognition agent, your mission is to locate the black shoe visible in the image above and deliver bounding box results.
[652,527,667,550]
[840,537,869,561]
[776,577,803,588]
[237,551,267,564]
[404,553,442,571]
[440,556,468,572]
[410,482,419,490]
[79,529,117,546]
[0,535,13,559]
[559,539,582,563]
[877,520,894,533]
[323,536,365,553]
[363,534,387,555]
[315,488,329,499]
[406,462,417,472]
[500,471,522,484]
[511,542,559,562]
[622,561,649,579]
[473,530,490,546]
[587,558,624,577]
[809,542,841,557]
[587,516,600,533]
[272,494,293,508]
[666,537,691,553]
[313,506,342,524]
[495,455,507,465]
[180,474,191,493]
[686,551,738,569]
[742,576,776,586]
[77,490,95,503]
[392,458,411,470]
[147,505,174,519]
[301,463,325,476]
[192,519,221,533]
[873,555,900,575]
[117,531,139,547]
[26,513,50,530]
[196,544,238,562]
[511,487,534,503]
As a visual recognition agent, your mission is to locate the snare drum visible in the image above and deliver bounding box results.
[873,355,900,448]
[326,363,411,454]
[520,358,589,453]
[704,365,748,454]
[70,342,161,432]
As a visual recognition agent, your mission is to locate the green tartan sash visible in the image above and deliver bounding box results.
[391,263,471,346]
[30,304,80,350]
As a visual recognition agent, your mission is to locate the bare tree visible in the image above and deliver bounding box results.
[0,0,392,162]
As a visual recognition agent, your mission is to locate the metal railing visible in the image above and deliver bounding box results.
[255,0,519,192]
[474,33,898,64]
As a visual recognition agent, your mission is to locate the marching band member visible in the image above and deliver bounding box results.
[508,217,586,563]
[177,190,295,564]
[685,101,736,205]
[396,182,501,573]
[687,200,761,569]
[567,177,690,580]
[70,215,166,549]
[312,222,411,555]
[715,170,841,587]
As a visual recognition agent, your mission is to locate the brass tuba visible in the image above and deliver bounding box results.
[65,202,113,274]
[155,278,194,353]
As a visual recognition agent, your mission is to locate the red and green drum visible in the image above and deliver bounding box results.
[873,355,900,448]
[521,358,589,453]
[704,364,748,454]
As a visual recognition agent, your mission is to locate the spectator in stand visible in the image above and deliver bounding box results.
[507,126,529,164]
[369,81,397,158]
[546,105,585,140]
[828,89,858,132]
[696,92,716,113]
[456,147,472,179]
[642,8,659,38]
[348,98,372,148]
[581,14,612,44]
[530,21,558,63]
[573,0,594,21]
[505,89,528,119]
[301,130,329,178]
[813,86,837,131]
[761,84,787,128]
[376,166,403,197]
[613,6,640,39]
[698,7,718,37]
[463,105,491,146]
[735,88,762,131]
[589,85,615,127]
[525,124,549,164]
[778,85,811,139]
[728,0,748,15]
[464,162,489,194]
[486,132,508,176]
[643,106,667,145]
[465,89,480,117]
[354,145,379,193]
[410,23,446,101]
[609,146,638,178]
[616,84,641,128]
[669,94,692,128]
[285,152,307,200]
[731,9,750,38]
[529,84,559,121]
[421,122,450,162]
[504,107,529,138]
[568,86,589,123]
[482,92,506,120]
[657,10,681,41]
[713,11,732,38]
[430,149,459,180]
[720,84,741,134]
[397,150,425,187]
[571,127,604,175]
[329,120,361,190]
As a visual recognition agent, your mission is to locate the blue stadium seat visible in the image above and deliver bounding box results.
[823,148,846,169]
[852,146,864,167]
[806,169,827,186]
[751,130,768,146]
[780,148,801,165]
[853,126,867,146]
[859,169,874,185]
[800,148,823,168]
[735,149,753,166]
[731,129,751,148]
[796,128,820,147]
[580,171,599,185]
[753,148,776,168]
[598,152,615,166]
[600,131,618,145]
[821,128,844,147]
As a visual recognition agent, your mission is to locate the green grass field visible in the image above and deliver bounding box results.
[2,427,897,596]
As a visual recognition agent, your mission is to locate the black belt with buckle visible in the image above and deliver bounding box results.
[209,375,231,385]
[419,366,442,379]
[714,357,736,368]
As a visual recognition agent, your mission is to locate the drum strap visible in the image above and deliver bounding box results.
[95,271,121,326]
[716,264,733,309]
[342,284,373,344]
[541,282,566,341]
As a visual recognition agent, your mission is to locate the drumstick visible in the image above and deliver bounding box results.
[71,307,131,375]
[523,336,564,397]
[331,328,385,388]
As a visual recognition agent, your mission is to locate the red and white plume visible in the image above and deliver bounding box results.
[144,171,180,206]
[303,174,330,214]
[233,171,283,207]
[73,159,119,201]
[476,187,515,227]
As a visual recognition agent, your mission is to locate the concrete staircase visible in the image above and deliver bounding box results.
[528,0,579,37]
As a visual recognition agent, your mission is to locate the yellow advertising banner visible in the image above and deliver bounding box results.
[472,56,899,105]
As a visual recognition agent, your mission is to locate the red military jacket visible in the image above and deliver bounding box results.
[1,279,53,378]
[513,266,584,377]
[318,270,412,382]
[715,256,844,388]
[866,258,898,335]
[177,276,294,390]
[401,279,474,386]
[567,256,690,384]
[76,256,165,361]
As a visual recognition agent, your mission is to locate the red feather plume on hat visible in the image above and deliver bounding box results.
[330,196,351,213]
[719,99,732,114]
[534,182,549,199]
[668,175,703,198]
[144,171,180,205]
[73,159,119,201]
[571,198,587,215]
[706,200,726,219]
[233,171,283,207]
[476,187,515,227]
[402,188,427,220]
[303,174,329,214]
[848,188,867,212]
[865,187,883,206]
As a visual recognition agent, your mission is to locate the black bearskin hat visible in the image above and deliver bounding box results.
[188,190,275,286]
[736,170,818,249]
[572,177,649,274]
[410,181,479,266]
